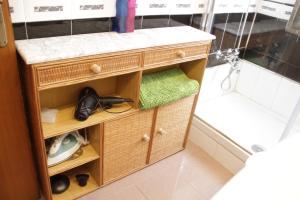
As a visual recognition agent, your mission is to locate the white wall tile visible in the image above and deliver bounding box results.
[190,119,245,174]
[236,61,261,98]
[189,125,217,158]
[199,63,238,104]
[214,145,245,174]
[257,0,293,21]
[251,68,282,109]
[271,0,296,5]
[272,79,300,118]
[213,63,238,94]
[213,0,231,14]
[229,0,249,13]
[248,0,258,13]
[198,66,218,103]
[213,0,250,14]
[293,113,300,134]
[194,0,208,14]
[169,0,194,15]
[8,0,25,23]
[137,0,170,16]
[23,0,72,22]
[135,0,143,16]
[71,0,116,19]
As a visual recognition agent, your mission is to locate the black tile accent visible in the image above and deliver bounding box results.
[210,13,229,53]
[213,13,229,24]
[142,15,169,29]
[242,49,288,75]
[227,13,244,22]
[242,13,300,83]
[135,16,142,30]
[207,53,227,68]
[13,23,27,40]
[26,20,71,39]
[72,18,110,35]
[285,65,300,83]
[169,15,192,27]
[280,33,300,67]
[221,13,245,50]
[191,14,203,29]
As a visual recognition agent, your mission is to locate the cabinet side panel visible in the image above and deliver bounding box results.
[24,66,52,200]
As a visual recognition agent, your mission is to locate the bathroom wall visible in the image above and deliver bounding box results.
[9,0,208,40]
[207,0,256,67]
[9,0,300,83]
[208,0,300,85]
[242,0,300,83]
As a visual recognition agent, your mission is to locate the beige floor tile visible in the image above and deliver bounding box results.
[79,141,233,200]
[172,181,207,200]
[113,185,147,200]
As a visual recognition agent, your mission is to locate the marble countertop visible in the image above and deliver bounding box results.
[15,26,215,65]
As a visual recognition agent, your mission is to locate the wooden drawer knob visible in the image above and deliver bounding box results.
[157,128,167,136]
[142,134,150,142]
[176,50,186,58]
[90,64,102,74]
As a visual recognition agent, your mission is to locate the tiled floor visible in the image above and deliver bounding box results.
[79,141,233,200]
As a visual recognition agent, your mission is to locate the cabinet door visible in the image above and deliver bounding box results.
[103,110,153,184]
[150,96,195,163]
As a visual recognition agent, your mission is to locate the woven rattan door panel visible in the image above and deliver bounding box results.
[150,96,195,163]
[103,110,154,184]
[36,53,141,88]
[143,43,208,68]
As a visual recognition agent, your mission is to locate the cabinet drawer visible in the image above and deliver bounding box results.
[103,110,154,184]
[36,53,141,88]
[144,43,208,68]
[150,96,195,163]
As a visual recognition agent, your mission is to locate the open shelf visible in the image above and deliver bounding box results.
[48,144,99,176]
[52,171,98,200]
[43,102,136,139]
[40,72,141,139]
[142,60,206,84]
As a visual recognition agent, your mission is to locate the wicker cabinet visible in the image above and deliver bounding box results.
[18,28,212,200]
[103,110,154,184]
[150,96,195,163]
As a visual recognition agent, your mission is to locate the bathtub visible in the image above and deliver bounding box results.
[212,133,300,200]
[190,60,300,173]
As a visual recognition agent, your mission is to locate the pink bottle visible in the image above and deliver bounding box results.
[126,0,136,32]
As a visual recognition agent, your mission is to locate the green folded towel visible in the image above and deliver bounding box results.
[140,68,199,109]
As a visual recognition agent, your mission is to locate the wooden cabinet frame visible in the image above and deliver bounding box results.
[21,41,211,200]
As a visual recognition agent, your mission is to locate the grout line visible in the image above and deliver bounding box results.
[237,12,248,49]
[219,13,229,50]
[190,14,194,26]
[140,16,144,29]
[135,185,151,200]
[109,17,112,32]
[234,13,245,48]
[70,19,73,35]
[21,0,29,39]
[24,22,29,39]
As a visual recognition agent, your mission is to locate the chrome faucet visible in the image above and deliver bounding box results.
[216,48,241,91]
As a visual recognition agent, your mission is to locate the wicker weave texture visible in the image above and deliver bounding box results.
[144,45,207,67]
[150,96,195,163]
[103,110,154,183]
[37,54,141,87]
